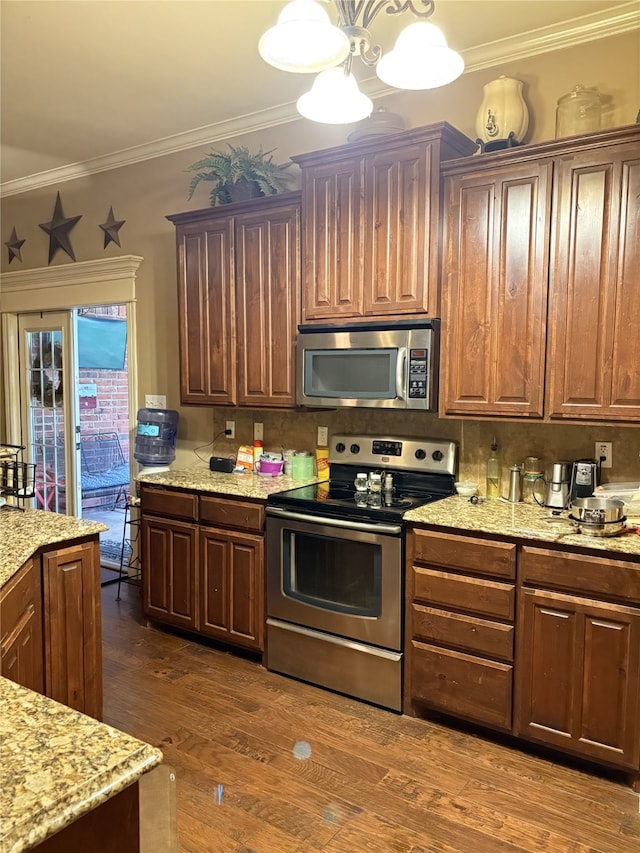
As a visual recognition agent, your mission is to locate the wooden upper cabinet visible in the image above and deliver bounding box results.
[235,200,300,407]
[168,192,301,409]
[292,123,476,323]
[546,137,640,421]
[297,154,363,320]
[441,124,640,423]
[441,160,552,417]
[174,216,236,405]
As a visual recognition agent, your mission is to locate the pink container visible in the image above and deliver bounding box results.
[254,457,284,477]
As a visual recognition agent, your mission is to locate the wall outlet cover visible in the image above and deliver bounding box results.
[317,426,329,446]
[145,394,166,409]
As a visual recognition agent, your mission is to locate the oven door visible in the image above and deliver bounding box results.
[266,508,403,651]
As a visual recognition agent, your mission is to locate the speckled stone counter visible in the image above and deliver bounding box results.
[137,467,319,499]
[0,510,108,588]
[0,676,162,853]
[404,496,640,558]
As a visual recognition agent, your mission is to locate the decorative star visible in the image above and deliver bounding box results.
[99,206,126,249]
[39,192,82,263]
[5,226,26,264]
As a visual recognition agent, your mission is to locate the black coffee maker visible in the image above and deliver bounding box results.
[569,459,599,502]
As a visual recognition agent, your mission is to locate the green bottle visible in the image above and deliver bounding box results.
[486,437,500,499]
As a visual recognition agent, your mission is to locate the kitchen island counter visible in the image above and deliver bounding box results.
[0,509,108,587]
[137,467,319,500]
[0,676,162,853]
[404,496,640,558]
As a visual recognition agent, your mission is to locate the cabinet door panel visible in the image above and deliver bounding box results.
[300,158,362,320]
[43,542,102,719]
[200,527,264,651]
[516,588,640,768]
[363,144,430,316]
[441,162,551,417]
[176,219,236,405]
[547,143,640,420]
[142,517,197,630]
[236,203,300,407]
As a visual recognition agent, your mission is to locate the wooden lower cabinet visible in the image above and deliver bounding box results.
[140,484,265,653]
[0,557,44,693]
[43,542,102,719]
[142,515,198,631]
[407,526,640,785]
[406,529,516,732]
[515,587,640,770]
[200,527,264,651]
[0,539,102,719]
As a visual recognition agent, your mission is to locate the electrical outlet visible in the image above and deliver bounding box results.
[595,441,612,468]
[254,422,264,441]
[317,426,328,446]
[144,394,166,409]
[225,420,235,440]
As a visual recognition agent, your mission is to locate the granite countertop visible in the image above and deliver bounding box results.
[0,509,108,588]
[404,496,640,558]
[137,467,320,499]
[0,677,162,853]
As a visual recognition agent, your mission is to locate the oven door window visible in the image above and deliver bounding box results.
[284,531,381,617]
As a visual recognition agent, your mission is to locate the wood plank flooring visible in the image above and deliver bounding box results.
[102,585,640,853]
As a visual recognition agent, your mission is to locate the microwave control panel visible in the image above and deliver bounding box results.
[408,349,428,398]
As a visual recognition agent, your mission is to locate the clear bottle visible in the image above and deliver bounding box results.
[486,438,500,499]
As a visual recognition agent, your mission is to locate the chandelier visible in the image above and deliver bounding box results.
[259,0,464,124]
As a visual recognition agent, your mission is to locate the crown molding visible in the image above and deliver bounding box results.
[1,3,638,198]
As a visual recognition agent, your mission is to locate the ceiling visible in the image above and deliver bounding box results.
[1,0,638,195]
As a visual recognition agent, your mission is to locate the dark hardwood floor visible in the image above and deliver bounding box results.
[102,585,640,853]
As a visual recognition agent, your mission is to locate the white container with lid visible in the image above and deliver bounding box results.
[555,84,601,138]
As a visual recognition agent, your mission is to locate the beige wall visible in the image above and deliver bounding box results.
[1,31,639,491]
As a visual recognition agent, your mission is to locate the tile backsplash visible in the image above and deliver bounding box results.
[175,408,639,496]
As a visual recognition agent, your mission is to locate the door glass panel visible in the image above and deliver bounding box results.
[27,330,67,514]
[305,349,396,398]
[284,531,382,616]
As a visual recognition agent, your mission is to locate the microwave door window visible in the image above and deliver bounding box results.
[285,531,382,617]
[306,349,397,399]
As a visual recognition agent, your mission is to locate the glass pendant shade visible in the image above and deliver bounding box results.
[376,22,464,90]
[258,0,350,73]
[297,68,373,124]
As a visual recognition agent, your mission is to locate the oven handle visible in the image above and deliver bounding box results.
[266,506,402,536]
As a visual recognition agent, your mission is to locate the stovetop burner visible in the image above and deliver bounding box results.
[267,433,457,524]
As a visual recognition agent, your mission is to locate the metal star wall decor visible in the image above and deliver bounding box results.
[99,206,126,248]
[39,192,82,263]
[5,226,26,264]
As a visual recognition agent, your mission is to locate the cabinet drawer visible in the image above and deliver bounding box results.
[200,495,264,532]
[411,529,516,579]
[411,640,513,731]
[412,566,515,620]
[139,485,198,521]
[1,559,40,646]
[411,603,514,662]
[520,546,640,605]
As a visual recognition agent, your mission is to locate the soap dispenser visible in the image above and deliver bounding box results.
[486,437,500,499]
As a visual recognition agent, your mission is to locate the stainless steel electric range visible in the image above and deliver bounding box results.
[266,433,457,711]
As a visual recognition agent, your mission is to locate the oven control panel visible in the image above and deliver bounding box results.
[330,434,457,475]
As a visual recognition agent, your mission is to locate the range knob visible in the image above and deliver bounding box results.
[350,443,360,455]
[335,442,346,453]
[432,450,444,462]
[414,448,426,460]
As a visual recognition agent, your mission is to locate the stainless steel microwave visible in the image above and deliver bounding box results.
[296,320,439,410]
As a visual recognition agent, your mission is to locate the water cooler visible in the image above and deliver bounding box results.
[133,408,179,475]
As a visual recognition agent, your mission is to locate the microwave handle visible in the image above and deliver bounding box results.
[396,348,407,400]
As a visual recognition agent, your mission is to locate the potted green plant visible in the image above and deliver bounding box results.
[186,144,295,206]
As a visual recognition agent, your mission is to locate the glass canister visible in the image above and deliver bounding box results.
[555,84,601,138]
[522,456,544,505]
